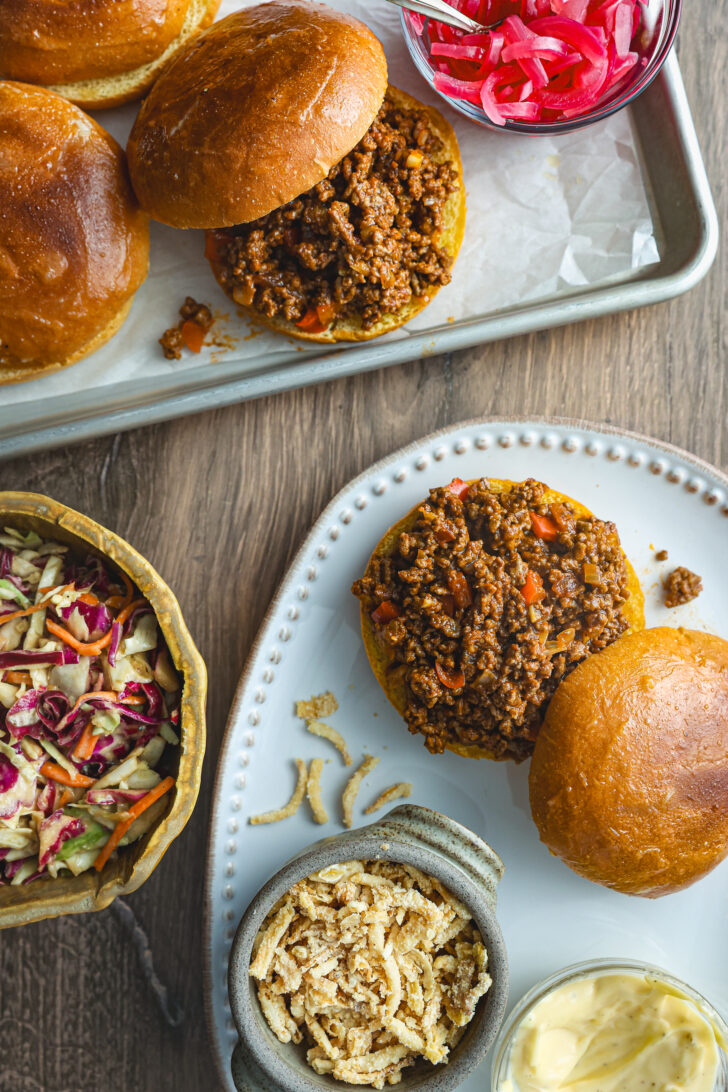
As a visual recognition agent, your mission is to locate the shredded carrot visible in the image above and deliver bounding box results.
[106,571,134,610]
[46,618,113,656]
[116,598,147,624]
[40,760,95,789]
[0,583,75,629]
[56,787,75,809]
[71,722,98,762]
[94,776,175,872]
[46,597,146,656]
[77,592,100,606]
[62,690,119,727]
[3,670,31,685]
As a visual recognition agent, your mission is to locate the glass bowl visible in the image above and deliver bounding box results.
[400,0,682,135]
[490,958,728,1092]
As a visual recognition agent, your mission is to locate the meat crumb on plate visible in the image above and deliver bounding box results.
[664,566,702,608]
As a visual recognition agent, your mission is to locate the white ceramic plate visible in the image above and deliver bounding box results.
[205,417,728,1092]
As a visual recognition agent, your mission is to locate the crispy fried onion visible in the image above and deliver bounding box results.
[249,860,492,1087]
[306,758,328,825]
[364,783,412,815]
[249,759,307,825]
[296,692,339,721]
[307,719,353,766]
[342,756,379,829]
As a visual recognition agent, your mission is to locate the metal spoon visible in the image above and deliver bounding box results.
[383,0,504,33]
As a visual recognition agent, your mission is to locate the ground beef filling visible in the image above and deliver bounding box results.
[664,565,702,608]
[352,479,632,762]
[217,99,459,331]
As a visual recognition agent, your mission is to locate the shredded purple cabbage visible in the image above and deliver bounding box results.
[0,754,18,794]
[107,619,122,667]
[0,648,80,670]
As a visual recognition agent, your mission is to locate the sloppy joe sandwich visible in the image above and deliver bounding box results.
[530,626,728,897]
[0,0,220,109]
[126,1,465,342]
[352,477,643,762]
[0,82,149,385]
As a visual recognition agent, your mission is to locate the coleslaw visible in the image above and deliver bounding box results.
[0,527,180,884]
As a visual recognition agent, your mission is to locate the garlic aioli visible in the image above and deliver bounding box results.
[501,973,721,1092]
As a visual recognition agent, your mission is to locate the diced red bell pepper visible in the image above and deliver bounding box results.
[296,307,328,334]
[435,661,466,689]
[530,512,559,541]
[371,601,401,624]
[180,320,205,354]
[446,478,470,500]
[521,569,546,605]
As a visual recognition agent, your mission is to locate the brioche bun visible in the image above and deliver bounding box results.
[205,84,466,344]
[0,0,220,110]
[359,480,644,761]
[127,1,389,229]
[0,82,149,385]
[529,626,728,897]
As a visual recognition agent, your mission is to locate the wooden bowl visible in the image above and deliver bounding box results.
[0,491,206,929]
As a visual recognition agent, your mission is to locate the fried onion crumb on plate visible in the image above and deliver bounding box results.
[295,691,339,721]
[305,758,328,825]
[342,756,380,829]
[306,719,352,765]
[364,782,413,815]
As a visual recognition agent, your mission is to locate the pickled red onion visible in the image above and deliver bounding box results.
[413,0,642,125]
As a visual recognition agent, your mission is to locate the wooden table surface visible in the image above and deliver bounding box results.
[1,11,725,1090]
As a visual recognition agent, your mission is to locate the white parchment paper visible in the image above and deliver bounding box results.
[2,0,659,409]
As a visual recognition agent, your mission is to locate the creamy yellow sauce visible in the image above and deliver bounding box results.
[501,973,721,1092]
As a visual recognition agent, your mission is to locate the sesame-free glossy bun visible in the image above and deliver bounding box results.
[126,1,389,228]
[0,82,150,384]
[0,0,221,110]
[529,626,728,897]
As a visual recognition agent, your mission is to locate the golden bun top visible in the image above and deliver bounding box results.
[0,82,149,377]
[127,1,388,228]
[529,626,728,898]
[0,0,190,84]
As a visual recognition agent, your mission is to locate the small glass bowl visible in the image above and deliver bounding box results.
[490,958,728,1092]
[401,0,682,135]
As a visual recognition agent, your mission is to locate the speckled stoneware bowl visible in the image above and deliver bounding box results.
[228,804,509,1092]
[0,491,206,929]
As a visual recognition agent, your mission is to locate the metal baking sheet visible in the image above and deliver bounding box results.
[0,51,717,460]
